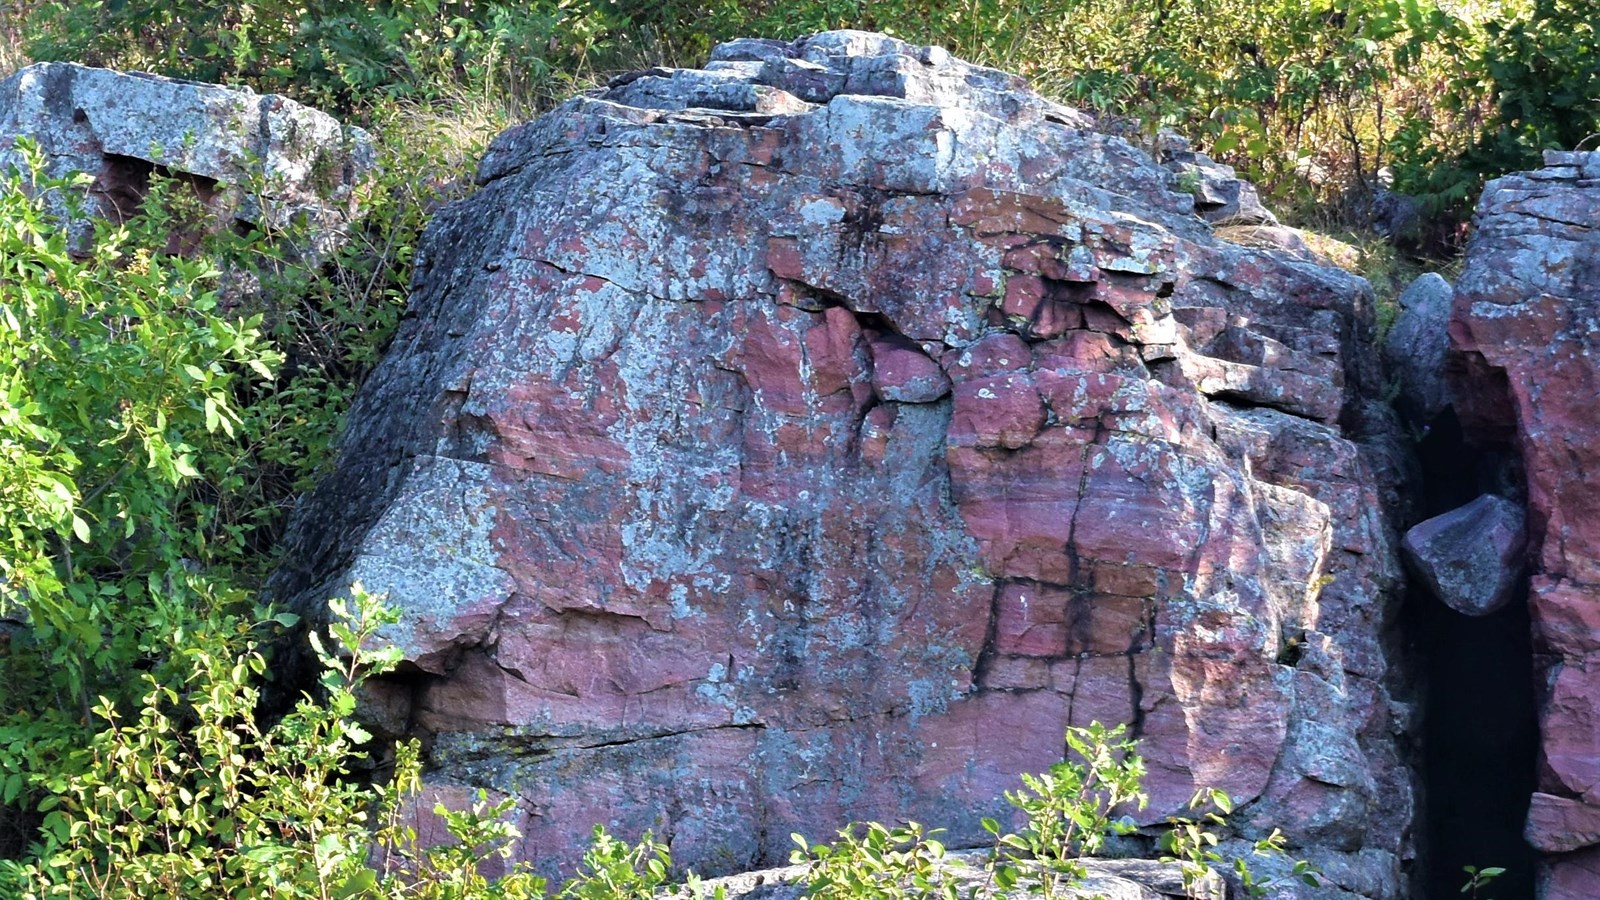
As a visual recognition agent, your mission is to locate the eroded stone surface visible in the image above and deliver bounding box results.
[0,62,372,253]
[276,31,1411,895]
[1383,273,1454,426]
[1401,493,1526,616]
[1447,148,1600,897]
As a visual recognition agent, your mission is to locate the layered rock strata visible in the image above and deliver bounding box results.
[0,62,372,254]
[1447,149,1600,897]
[276,32,1413,896]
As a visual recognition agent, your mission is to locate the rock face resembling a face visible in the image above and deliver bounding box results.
[274,31,1412,895]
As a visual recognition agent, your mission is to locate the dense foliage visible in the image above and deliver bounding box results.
[9,0,1596,227]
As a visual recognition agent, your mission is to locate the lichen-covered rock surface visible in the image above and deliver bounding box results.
[0,62,372,252]
[1447,149,1600,897]
[276,31,1413,896]
[1401,493,1526,617]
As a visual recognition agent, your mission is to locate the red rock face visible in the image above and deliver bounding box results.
[277,31,1411,894]
[1449,150,1600,897]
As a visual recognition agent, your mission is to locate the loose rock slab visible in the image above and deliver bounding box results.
[1383,272,1454,426]
[0,62,372,253]
[277,31,1411,897]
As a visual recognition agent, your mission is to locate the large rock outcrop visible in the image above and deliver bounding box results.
[0,62,372,254]
[1447,150,1600,897]
[275,32,1413,896]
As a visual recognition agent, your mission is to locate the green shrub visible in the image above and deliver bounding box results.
[793,821,957,900]
[793,722,1316,900]
[21,0,620,112]
[0,589,395,898]
[0,139,279,711]
[0,583,575,899]
[1161,789,1320,898]
[1390,0,1600,220]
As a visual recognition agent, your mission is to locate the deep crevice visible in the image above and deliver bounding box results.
[1404,409,1538,900]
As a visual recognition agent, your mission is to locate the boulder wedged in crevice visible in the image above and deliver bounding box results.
[1442,149,1600,899]
[1402,493,1527,618]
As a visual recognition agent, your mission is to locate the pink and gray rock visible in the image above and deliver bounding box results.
[1448,149,1600,897]
[276,31,1412,895]
[0,62,372,254]
[1401,493,1526,616]
[1157,132,1279,227]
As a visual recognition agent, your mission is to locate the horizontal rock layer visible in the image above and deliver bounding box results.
[0,62,372,254]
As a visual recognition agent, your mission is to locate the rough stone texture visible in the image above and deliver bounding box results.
[1349,186,1424,246]
[688,852,1222,900]
[1382,273,1454,426]
[275,31,1413,896]
[1401,493,1526,616]
[0,62,372,254]
[1447,148,1600,897]
[1156,133,1279,227]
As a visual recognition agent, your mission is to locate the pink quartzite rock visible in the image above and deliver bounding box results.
[275,31,1412,896]
[1448,149,1600,897]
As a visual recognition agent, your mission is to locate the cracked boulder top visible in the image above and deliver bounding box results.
[273,30,1406,894]
[0,62,373,251]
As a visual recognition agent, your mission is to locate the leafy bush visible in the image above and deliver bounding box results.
[793,821,957,900]
[793,722,1316,900]
[0,584,615,899]
[985,721,1147,896]
[0,589,396,898]
[1390,0,1600,219]
[1161,789,1319,898]
[21,0,620,112]
[0,139,278,713]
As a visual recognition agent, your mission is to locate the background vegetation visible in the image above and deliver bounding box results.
[0,0,1594,895]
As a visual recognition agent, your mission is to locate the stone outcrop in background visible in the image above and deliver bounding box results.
[0,62,372,254]
[274,32,1414,897]
[1446,150,1600,898]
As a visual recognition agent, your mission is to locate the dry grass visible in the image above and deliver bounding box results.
[0,1,31,79]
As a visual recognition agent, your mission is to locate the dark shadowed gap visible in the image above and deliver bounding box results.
[1406,410,1537,900]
